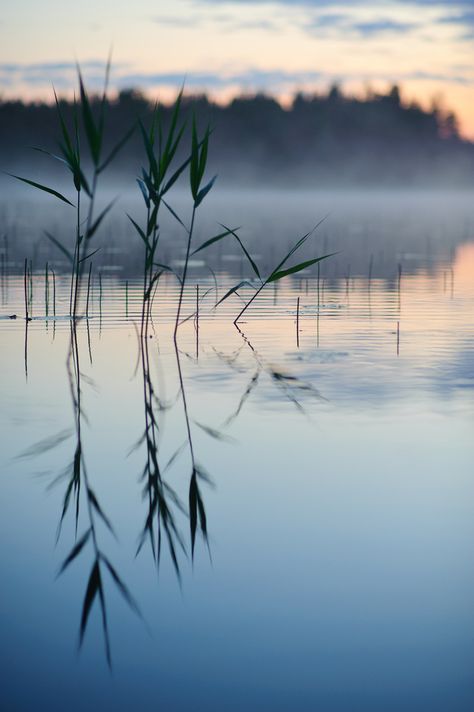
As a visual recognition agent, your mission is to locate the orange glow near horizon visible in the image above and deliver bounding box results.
[0,1,473,139]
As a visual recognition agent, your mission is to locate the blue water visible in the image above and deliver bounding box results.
[1,228,473,710]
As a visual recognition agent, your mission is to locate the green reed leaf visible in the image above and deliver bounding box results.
[127,214,148,246]
[195,175,217,207]
[87,198,117,239]
[102,558,142,618]
[139,120,158,182]
[161,153,191,195]
[79,560,100,645]
[190,116,199,200]
[78,69,100,165]
[219,223,261,280]
[198,127,210,184]
[57,528,91,575]
[192,226,239,255]
[16,427,73,458]
[136,178,150,208]
[162,199,188,231]
[215,280,255,307]
[32,146,69,168]
[88,488,117,538]
[99,125,135,173]
[267,254,336,283]
[189,472,198,558]
[194,420,236,442]
[8,174,74,206]
[78,247,101,263]
[53,87,75,159]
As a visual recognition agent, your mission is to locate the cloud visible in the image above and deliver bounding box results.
[304,14,419,36]
[435,8,474,39]
[151,2,474,41]
[115,69,324,90]
[113,67,474,91]
[152,12,281,32]
[153,15,199,28]
[351,19,418,35]
[0,61,130,92]
[198,0,474,5]
[0,63,471,98]
[437,9,474,24]
[0,60,113,73]
[408,70,472,84]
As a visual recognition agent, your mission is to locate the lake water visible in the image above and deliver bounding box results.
[1,191,473,711]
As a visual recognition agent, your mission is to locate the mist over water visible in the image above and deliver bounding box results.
[1,185,473,280]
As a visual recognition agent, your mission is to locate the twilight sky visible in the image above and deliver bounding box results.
[1,0,473,137]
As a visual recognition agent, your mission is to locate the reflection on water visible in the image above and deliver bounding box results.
[0,240,473,711]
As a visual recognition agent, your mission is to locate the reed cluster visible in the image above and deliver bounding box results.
[11,63,333,666]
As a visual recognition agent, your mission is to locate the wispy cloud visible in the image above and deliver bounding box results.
[152,12,281,32]
[351,19,418,35]
[1,63,471,93]
[0,61,129,91]
[153,15,199,28]
[151,1,474,41]
[437,9,474,22]
[304,14,420,36]
[198,0,474,5]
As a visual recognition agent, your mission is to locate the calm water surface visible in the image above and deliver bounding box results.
[1,199,473,711]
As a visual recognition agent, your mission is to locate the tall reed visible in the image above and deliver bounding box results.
[11,61,133,319]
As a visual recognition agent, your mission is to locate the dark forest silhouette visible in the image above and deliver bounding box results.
[1,84,472,186]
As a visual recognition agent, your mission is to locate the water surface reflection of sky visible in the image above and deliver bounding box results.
[0,234,473,711]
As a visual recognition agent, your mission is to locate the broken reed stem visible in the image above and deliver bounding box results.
[99,272,103,323]
[51,267,56,317]
[24,257,28,321]
[317,262,320,312]
[296,296,300,349]
[195,283,199,359]
[86,262,92,319]
[45,262,49,318]
[0,253,4,305]
[397,262,402,311]
[28,259,33,315]
[125,279,129,319]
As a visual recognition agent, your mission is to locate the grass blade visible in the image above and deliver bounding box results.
[57,528,91,575]
[99,125,135,173]
[192,226,240,255]
[267,253,336,283]
[220,223,261,280]
[215,280,255,306]
[102,558,142,618]
[88,198,117,239]
[79,560,100,646]
[127,214,148,246]
[195,175,217,207]
[189,472,198,558]
[88,489,117,538]
[78,69,100,165]
[9,174,74,207]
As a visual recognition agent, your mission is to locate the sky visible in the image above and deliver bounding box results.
[0,0,473,138]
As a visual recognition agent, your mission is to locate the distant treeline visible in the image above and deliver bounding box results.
[1,84,473,186]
